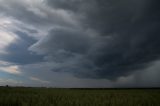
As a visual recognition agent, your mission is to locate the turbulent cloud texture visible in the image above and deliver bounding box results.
[30,0,160,79]
[0,0,160,87]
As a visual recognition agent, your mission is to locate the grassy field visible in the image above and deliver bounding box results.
[0,87,159,106]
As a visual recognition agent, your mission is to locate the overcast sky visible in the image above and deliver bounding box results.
[0,0,160,88]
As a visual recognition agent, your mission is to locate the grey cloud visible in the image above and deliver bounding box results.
[19,62,113,88]
[28,0,160,80]
[46,0,83,11]
[46,0,150,34]
[0,31,44,64]
[0,0,78,30]
[0,0,77,65]
[0,0,160,82]
[31,28,90,54]
[114,61,160,87]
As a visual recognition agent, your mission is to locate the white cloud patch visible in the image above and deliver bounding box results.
[0,60,21,75]
[0,65,21,75]
[0,17,18,54]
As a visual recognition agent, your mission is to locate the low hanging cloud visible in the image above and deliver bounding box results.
[29,0,160,80]
[0,0,160,82]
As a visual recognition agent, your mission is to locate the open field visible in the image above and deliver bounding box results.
[0,87,159,106]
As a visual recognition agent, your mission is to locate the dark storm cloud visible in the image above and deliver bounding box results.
[1,0,159,81]
[46,0,82,11]
[0,31,44,64]
[29,0,160,80]
[46,0,149,34]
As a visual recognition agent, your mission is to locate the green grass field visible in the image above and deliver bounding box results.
[0,87,159,106]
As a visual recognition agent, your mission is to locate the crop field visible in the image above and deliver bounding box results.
[0,87,159,106]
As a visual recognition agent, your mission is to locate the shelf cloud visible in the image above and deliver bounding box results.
[0,0,159,87]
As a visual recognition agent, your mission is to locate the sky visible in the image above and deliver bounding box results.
[0,0,160,88]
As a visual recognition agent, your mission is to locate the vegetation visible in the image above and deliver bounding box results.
[0,87,159,106]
